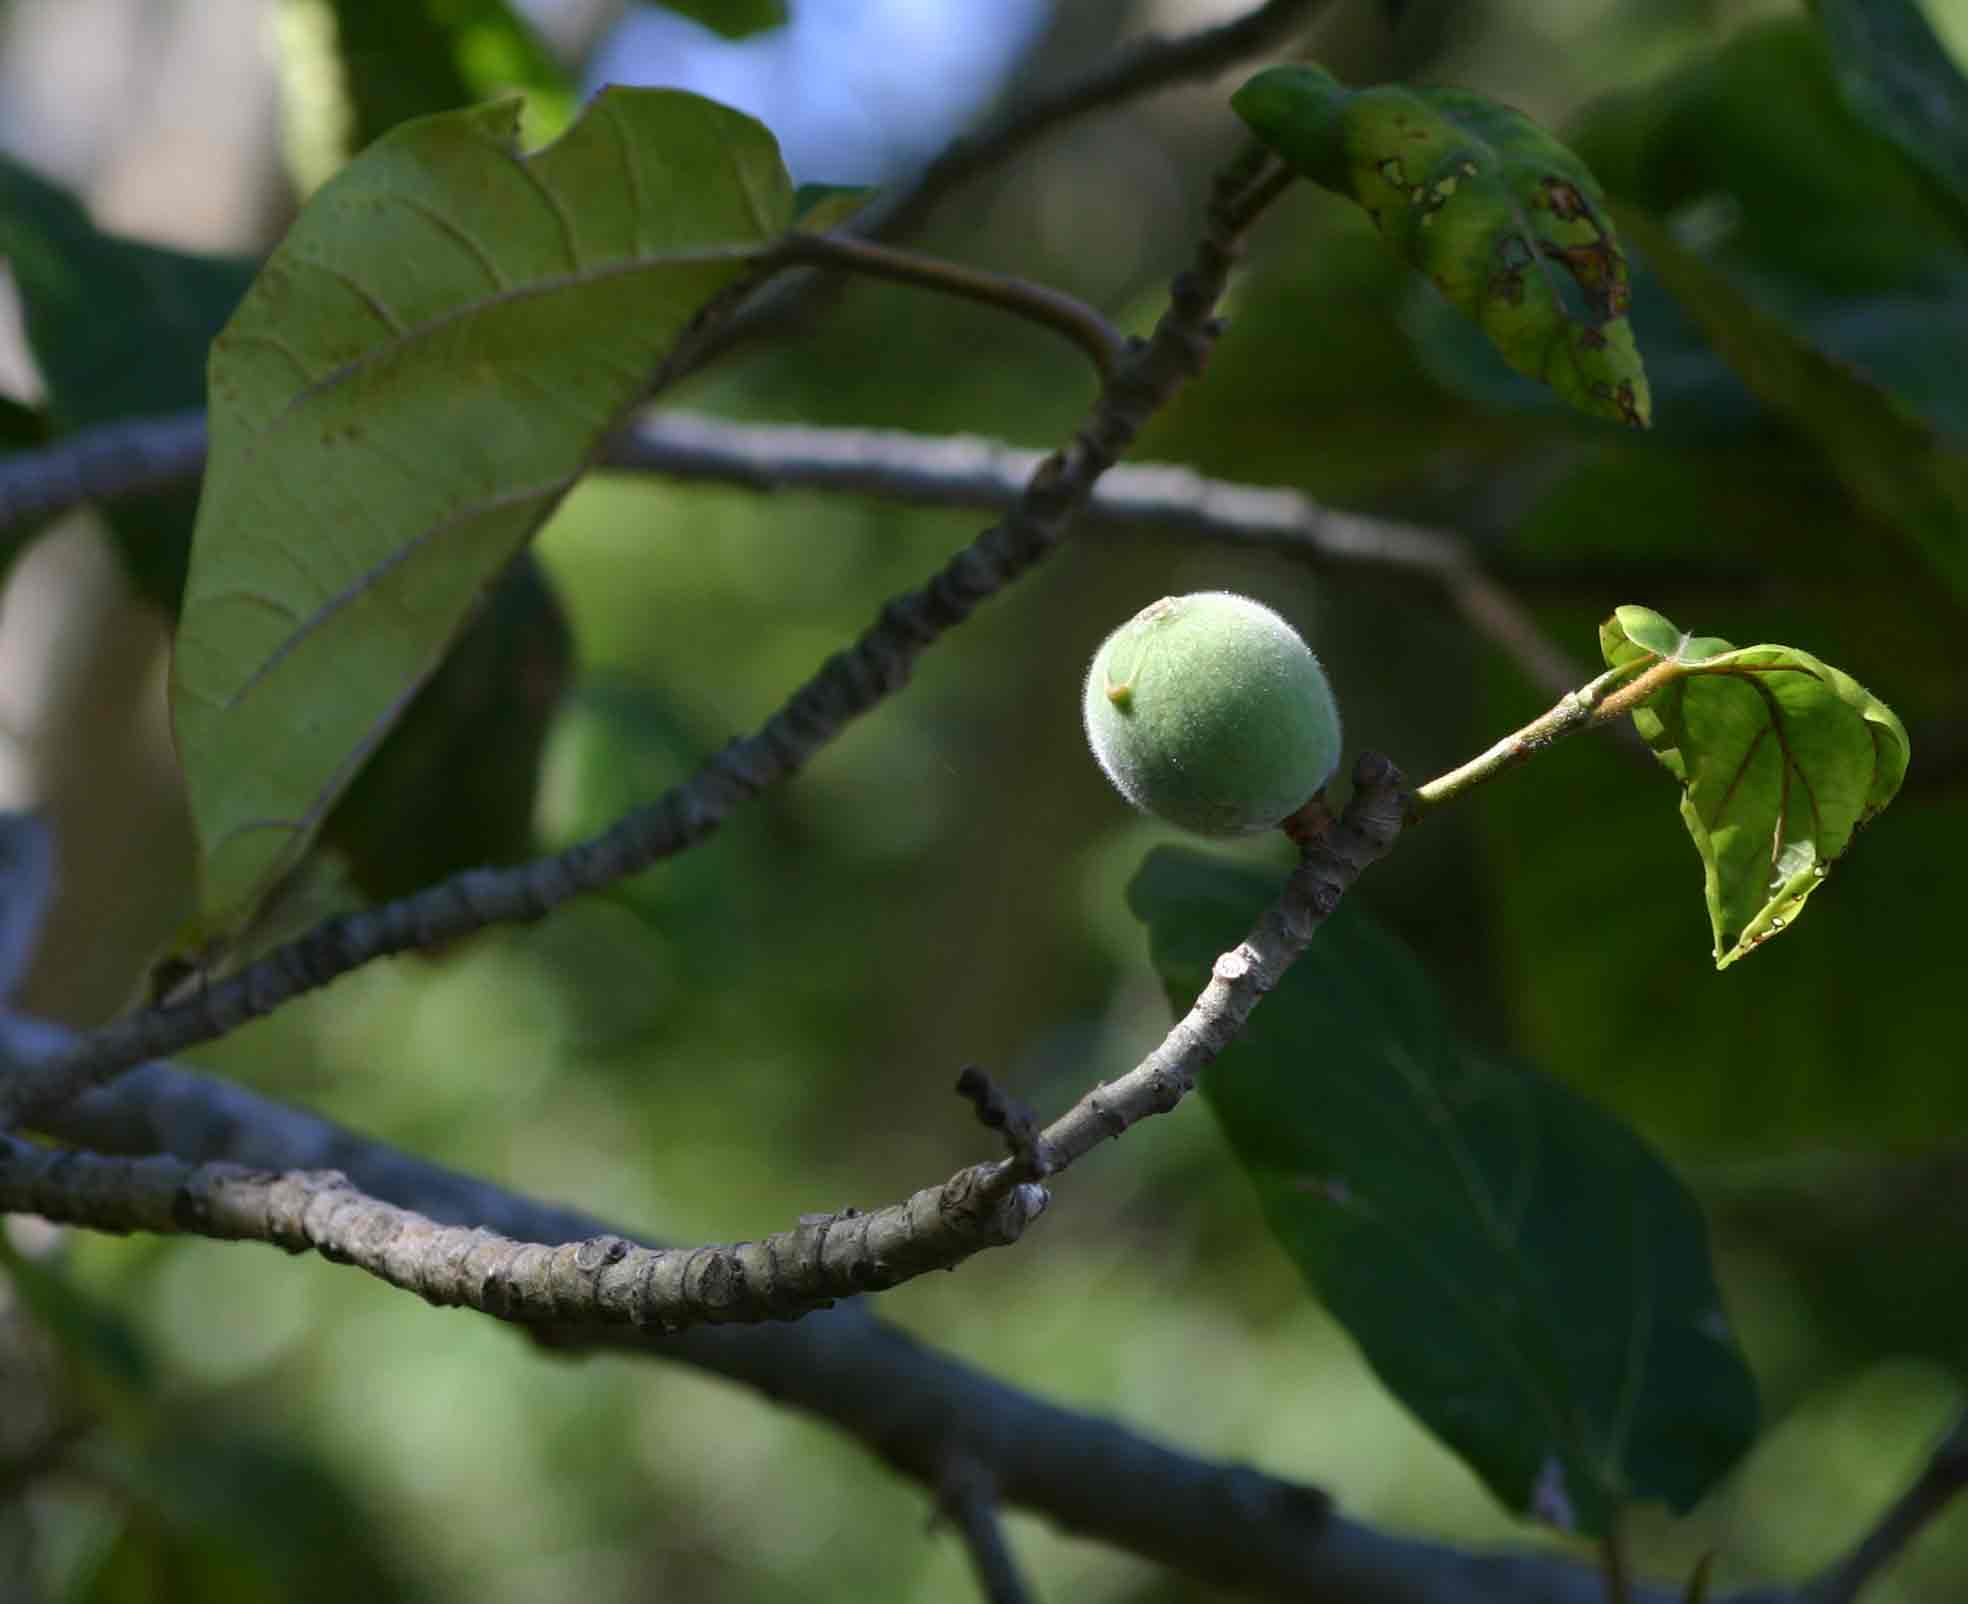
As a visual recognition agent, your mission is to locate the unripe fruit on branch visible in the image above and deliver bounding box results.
[1082,592,1342,837]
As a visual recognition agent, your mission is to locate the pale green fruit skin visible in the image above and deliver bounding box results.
[1083,592,1342,837]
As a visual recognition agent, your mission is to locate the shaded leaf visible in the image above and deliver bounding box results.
[1618,208,1968,606]
[1128,846,1759,1536]
[655,0,788,41]
[321,552,572,903]
[174,88,795,938]
[1600,604,1908,968]
[0,156,254,610]
[0,1237,154,1396]
[1813,0,1968,220]
[305,0,574,158]
[1233,63,1649,427]
[1569,21,1965,297]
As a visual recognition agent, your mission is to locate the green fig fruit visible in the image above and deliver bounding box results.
[1083,592,1342,836]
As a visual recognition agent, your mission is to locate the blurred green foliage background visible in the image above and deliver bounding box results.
[1,1,1964,1600]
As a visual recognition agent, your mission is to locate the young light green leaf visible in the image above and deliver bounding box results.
[1813,0,1968,217]
[175,89,794,940]
[1600,605,1909,967]
[1128,847,1759,1536]
[1233,64,1650,428]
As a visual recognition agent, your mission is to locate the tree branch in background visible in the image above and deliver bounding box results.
[8,756,1402,1329]
[0,146,1282,1131]
[0,410,1583,698]
[940,1459,1038,1604]
[1800,1410,1968,1604]
[31,1059,1692,1604]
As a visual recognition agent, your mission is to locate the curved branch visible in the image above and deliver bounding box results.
[0,1132,1043,1326]
[0,147,1279,1131]
[0,409,1582,696]
[9,756,1402,1327]
[28,1059,1700,1604]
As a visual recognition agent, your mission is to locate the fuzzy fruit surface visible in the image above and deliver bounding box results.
[1083,592,1342,837]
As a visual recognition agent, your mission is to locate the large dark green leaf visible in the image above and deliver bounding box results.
[1601,605,1909,967]
[312,0,574,156]
[320,553,571,903]
[654,0,788,41]
[1813,0,1968,220]
[1569,20,1965,297]
[1233,64,1650,428]
[1619,209,1968,607]
[1128,847,1759,1536]
[0,157,254,608]
[174,88,796,939]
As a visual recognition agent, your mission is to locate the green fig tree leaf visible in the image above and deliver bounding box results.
[1813,0,1968,219]
[1128,847,1759,1536]
[1600,605,1909,968]
[1233,63,1650,428]
[174,88,795,939]
[0,156,255,608]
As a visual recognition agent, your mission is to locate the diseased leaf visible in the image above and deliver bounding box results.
[1128,847,1759,1536]
[1233,63,1650,427]
[1600,605,1909,968]
[1619,208,1968,607]
[0,156,254,609]
[1813,0,1968,219]
[175,89,795,938]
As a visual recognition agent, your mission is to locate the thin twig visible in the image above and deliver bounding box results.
[941,1459,1038,1604]
[1005,751,1406,1181]
[0,1131,1043,1328]
[1800,1410,1968,1604]
[0,147,1281,1131]
[1410,660,1665,816]
[686,0,1335,369]
[0,408,1585,700]
[954,1066,1045,1174]
[781,233,1125,378]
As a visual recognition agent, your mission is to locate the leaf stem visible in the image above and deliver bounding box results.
[1412,660,1654,815]
[779,233,1127,379]
[1599,1521,1634,1604]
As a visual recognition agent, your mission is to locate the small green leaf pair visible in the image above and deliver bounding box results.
[1600,605,1908,967]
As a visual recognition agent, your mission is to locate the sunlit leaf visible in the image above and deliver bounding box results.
[1233,63,1650,427]
[175,89,795,938]
[1600,604,1909,967]
[1129,847,1759,1536]
[0,156,254,608]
